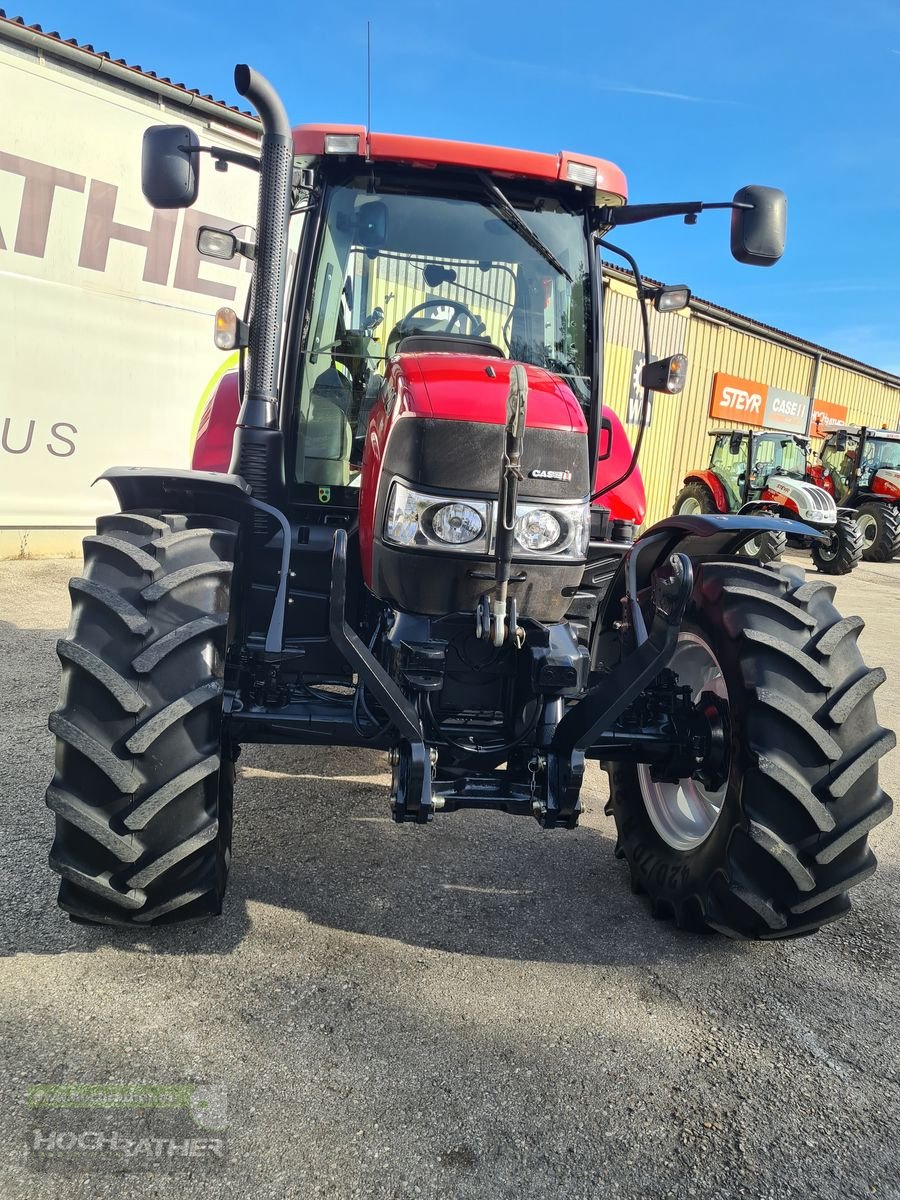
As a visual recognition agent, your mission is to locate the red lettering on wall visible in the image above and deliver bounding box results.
[0,151,85,257]
[77,180,177,284]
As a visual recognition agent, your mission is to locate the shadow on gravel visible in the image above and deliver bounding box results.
[6,709,722,967]
[220,741,723,967]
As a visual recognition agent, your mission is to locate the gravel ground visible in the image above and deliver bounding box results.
[1,553,898,1199]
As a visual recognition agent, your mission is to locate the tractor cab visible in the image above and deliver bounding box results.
[816,424,900,559]
[745,430,809,493]
[286,128,611,497]
[819,424,900,501]
[705,428,808,507]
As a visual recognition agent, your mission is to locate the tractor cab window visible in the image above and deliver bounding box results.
[861,434,900,480]
[292,174,590,487]
[749,434,806,487]
[710,433,747,506]
[821,433,859,501]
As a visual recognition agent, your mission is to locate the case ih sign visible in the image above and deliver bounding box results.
[709,372,811,434]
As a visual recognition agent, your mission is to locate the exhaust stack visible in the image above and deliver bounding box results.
[231,64,293,436]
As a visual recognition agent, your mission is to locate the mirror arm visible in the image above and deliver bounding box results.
[595,199,752,228]
[181,144,261,174]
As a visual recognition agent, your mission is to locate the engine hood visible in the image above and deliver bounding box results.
[396,353,588,432]
[873,468,900,499]
[764,475,836,524]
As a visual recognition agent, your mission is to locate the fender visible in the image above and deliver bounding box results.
[682,469,728,512]
[593,408,647,524]
[97,465,251,520]
[97,466,298,653]
[596,512,822,634]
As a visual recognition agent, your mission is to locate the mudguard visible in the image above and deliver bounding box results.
[96,467,298,652]
[597,511,821,631]
[96,466,251,521]
[682,469,729,513]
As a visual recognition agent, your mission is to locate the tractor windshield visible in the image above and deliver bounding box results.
[753,433,808,481]
[862,434,900,474]
[291,174,590,486]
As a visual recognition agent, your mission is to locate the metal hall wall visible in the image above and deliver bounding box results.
[601,273,900,528]
[601,277,690,527]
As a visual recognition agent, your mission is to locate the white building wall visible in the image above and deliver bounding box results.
[0,35,258,556]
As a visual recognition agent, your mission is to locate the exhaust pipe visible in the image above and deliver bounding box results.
[231,64,293,435]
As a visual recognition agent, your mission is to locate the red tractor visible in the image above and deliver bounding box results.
[45,64,893,940]
[808,424,900,561]
[674,428,863,574]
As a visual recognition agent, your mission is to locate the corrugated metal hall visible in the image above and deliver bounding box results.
[601,266,900,526]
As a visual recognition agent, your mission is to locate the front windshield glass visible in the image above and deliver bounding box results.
[291,175,590,486]
[863,435,900,473]
[754,434,807,480]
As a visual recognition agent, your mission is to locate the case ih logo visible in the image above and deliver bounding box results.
[709,372,812,434]
[530,468,572,482]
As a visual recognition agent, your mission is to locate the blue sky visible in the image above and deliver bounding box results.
[23,0,900,371]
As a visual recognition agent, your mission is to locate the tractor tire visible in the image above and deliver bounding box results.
[46,511,238,925]
[810,513,863,575]
[739,528,787,565]
[606,559,894,939]
[856,502,900,563]
[673,482,718,516]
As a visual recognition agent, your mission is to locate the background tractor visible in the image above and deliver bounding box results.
[45,63,893,940]
[674,429,863,574]
[808,424,900,561]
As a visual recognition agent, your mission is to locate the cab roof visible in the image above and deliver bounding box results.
[292,124,628,203]
[820,424,900,440]
[708,428,808,440]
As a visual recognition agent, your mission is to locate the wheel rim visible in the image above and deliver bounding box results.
[742,534,761,557]
[679,496,702,515]
[636,633,729,852]
[817,530,839,561]
[857,512,878,549]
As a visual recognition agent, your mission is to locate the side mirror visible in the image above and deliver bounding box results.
[730,185,786,267]
[729,431,744,455]
[141,125,199,209]
[356,200,387,248]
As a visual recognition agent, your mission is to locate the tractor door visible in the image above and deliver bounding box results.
[710,432,747,508]
[746,432,781,496]
[821,431,858,502]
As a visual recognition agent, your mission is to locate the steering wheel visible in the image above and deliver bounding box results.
[396,299,483,337]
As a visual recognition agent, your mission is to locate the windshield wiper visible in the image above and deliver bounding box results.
[477,172,572,283]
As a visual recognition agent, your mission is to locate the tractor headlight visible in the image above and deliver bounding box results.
[515,508,561,551]
[383,482,588,561]
[514,501,590,559]
[431,502,485,545]
[384,483,491,554]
